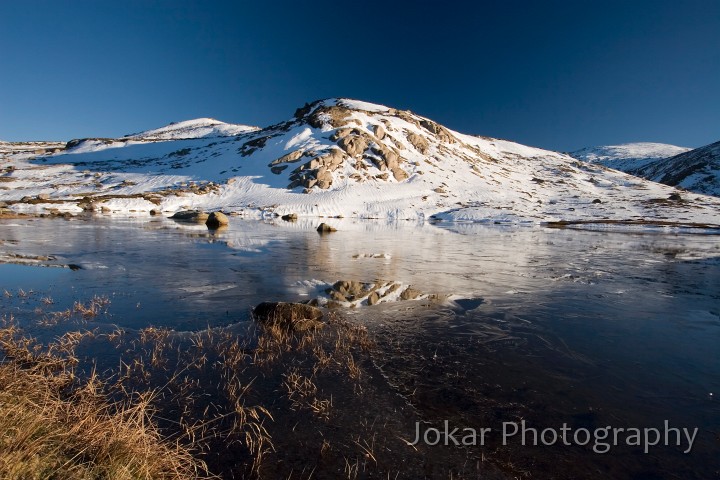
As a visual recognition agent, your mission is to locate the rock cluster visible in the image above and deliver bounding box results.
[323,280,425,307]
[275,104,423,191]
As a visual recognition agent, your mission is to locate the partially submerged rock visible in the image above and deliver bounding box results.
[281,213,298,221]
[317,223,337,233]
[170,210,209,223]
[206,211,229,229]
[252,302,325,332]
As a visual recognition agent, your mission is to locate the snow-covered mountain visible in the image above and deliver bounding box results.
[633,140,720,197]
[570,143,690,173]
[124,118,259,141]
[2,99,719,226]
[62,118,259,153]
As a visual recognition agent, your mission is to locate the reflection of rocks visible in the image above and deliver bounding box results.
[252,302,325,332]
[318,280,433,307]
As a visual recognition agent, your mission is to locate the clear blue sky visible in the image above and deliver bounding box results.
[1,0,718,151]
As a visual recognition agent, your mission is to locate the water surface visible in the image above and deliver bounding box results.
[1,216,718,478]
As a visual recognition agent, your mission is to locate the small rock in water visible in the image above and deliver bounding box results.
[170,210,209,223]
[281,213,298,221]
[317,222,337,233]
[206,211,229,229]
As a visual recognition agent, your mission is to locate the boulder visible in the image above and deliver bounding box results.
[317,223,337,233]
[338,135,368,157]
[391,167,409,181]
[281,213,298,221]
[206,211,229,229]
[319,147,346,167]
[37,193,50,201]
[316,167,333,189]
[406,132,429,154]
[373,124,385,140]
[269,149,304,166]
[330,128,354,142]
[400,286,422,300]
[333,280,365,298]
[252,302,325,332]
[367,291,380,306]
[170,210,209,223]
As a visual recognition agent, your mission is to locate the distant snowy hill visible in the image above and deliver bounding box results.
[124,118,259,141]
[570,143,690,173]
[571,141,720,197]
[62,118,259,154]
[2,99,719,226]
[634,140,720,197]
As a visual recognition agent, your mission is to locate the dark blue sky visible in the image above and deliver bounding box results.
[1,0,718,151]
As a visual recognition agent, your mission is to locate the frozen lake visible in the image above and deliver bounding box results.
[1,216,719,478]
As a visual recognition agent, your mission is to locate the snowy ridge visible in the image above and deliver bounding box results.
[124,118,259,141]
[570,143,690,173]
[2,98,720,226]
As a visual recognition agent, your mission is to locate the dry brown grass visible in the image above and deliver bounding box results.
[0,321,208,480]
[0,301,377,479]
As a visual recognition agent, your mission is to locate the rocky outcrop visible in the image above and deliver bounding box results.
[319,280,431,307]
[338,135,368,157]
[419,119,456,144]
[307,105,353,129]
[252,302,325,332]
[373,124,385,140]
[286,148,347,190]
[406,132,429,154]
[269,149,305,166]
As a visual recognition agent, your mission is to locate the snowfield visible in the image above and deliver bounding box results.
[1,99,719,228]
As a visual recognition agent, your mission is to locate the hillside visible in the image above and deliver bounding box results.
[634,141,720,197]
[123,118,260,141]
[570,143,690,173]
[1,99,719,226]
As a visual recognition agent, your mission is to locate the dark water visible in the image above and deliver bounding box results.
[1,216,719,478]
